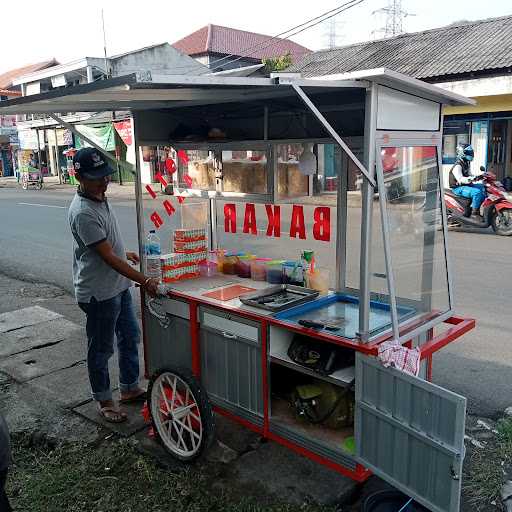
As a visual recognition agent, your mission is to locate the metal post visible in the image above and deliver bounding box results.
[336,146,348,292]
[263,106,269,141]
[86,65,94,84]
[132,112,147,264]
[358,85,378,342]
[54,128,61,184]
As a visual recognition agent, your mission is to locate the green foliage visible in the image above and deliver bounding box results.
[262,53,293,73]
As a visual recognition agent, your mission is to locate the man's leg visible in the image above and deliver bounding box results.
[469,183,486,210]
[79,294,125,420]
[115,289,143,400]
[0,469,12,512]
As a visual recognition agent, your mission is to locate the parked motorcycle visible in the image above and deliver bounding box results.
[444,167,512,236]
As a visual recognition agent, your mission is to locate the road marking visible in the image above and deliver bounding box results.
[18,202,66,209]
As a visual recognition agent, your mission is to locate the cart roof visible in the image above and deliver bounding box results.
[0,67,473,115]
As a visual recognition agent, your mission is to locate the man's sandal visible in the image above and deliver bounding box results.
[120,391,147,404]
[98,405,127,423]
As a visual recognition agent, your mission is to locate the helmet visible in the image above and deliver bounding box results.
[456,143,474,162]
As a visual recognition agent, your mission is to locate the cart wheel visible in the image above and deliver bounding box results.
[36,182,43,190]
[22,180,28,190]
[148,367,214,461]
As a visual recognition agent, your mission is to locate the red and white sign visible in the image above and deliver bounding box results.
[113,120,133,146]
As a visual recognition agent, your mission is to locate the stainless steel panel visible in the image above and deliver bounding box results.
[355,354,466,512]
[201,328,263,416]
[162,298,190,320]
[201,307,260,343]
[210,396,264,427]
[144,310,192,375]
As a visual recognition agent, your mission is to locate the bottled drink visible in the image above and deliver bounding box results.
[145,230,161,255]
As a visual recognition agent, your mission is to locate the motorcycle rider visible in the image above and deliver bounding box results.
[449,143,485,219]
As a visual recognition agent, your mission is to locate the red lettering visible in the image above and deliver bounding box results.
[224,203,237,233]
[150,211,163,229]
[145,184,157,199]
[243,203,257,235]
[165,158,176,174]
[313,207,331,242]
[289,205,306,240]
[265,204,281,237]
[177,195,186,204]
[163,200,175,216]
[183,174,193,188]
[177,150,189,165]
[155,172,168,188]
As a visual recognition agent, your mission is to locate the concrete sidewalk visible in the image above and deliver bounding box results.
[0,271,359,508]
[0,175,136,200]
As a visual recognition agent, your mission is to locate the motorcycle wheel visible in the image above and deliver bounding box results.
[36,182,43,190]
[492,209,512,236]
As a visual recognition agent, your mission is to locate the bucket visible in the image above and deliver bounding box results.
[362,490,428,512]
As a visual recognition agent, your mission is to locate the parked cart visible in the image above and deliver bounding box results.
[0,70,476,512]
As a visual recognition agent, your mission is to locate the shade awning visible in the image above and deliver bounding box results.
[0,69,473,116]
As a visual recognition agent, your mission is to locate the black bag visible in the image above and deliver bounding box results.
[287,334,355,376]
[503,176,512,192]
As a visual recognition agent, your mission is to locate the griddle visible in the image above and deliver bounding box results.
[239,284,319,312]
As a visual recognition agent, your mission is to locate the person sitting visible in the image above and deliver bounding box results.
[449,143,485,219]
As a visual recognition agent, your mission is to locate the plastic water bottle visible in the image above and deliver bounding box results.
[145,230,161,280]
[145,230,161,256]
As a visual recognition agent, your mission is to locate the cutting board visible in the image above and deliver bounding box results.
[202,285,256,301]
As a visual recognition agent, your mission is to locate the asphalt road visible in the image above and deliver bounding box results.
[1,186,511,417]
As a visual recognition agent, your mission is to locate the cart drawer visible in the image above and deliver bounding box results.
[201,307,260,344]
[162,298,190,320]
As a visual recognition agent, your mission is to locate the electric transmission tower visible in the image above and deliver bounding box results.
[323,16,345,49]
[372,0,415,38]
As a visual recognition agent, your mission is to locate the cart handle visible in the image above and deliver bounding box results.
[418,316,475,360]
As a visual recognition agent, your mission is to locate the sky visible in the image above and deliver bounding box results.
[0,0,511,75]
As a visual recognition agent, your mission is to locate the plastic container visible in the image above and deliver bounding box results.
[145,230,161,256]
[306,267,330,294]
[199,260,218,278]
[250,258,271,281]
[282,261,304,286]
[266,261,284,284]
[145,255,162,280]
[235,256,253,278]
[222,255,238,275]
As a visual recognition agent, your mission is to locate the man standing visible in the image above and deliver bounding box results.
[68,147,159,423]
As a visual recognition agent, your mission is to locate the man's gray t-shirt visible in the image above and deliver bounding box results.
[68,192,131,303]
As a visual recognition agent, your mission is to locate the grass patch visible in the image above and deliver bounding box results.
[463,418,512,512]
[7,433,335,512]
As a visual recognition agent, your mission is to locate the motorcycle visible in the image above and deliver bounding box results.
[444,167,512,236]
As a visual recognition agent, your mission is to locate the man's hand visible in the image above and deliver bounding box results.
[126,252,140,264]
[143,278,160,298]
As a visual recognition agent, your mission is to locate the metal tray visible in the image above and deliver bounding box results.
[239,284,319,312]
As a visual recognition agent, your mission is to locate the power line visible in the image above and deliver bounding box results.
[208,0,366,73]
[372,0,415,38]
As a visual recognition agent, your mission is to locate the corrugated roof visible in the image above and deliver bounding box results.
[0,59,58,90]
[287,15,512,80]
[172,24,311,62]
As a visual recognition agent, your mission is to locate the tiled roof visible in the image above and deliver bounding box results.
[287,15,512,80]
[172,24,311,62]
[0,59,58,90]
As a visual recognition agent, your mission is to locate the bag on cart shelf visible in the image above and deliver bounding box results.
[292,379,355,430]
[287,334,355,376]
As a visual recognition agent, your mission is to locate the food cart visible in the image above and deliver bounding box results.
[0,69,476,512]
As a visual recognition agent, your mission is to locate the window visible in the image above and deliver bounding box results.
[177,149,216,190]
[222,150,267,194]
[442,120,471,164]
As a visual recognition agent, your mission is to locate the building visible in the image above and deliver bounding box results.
[172,24,311,73]
[286,14,512,184]
[13,43,208,182]
[0,60,58,176]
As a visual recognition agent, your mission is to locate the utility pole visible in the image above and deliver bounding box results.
[372,0,415,39]
[323,17,345,49]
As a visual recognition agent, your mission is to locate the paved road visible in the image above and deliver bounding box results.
[0,186,511,416]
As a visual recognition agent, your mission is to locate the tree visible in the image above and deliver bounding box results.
[262,53,293,73]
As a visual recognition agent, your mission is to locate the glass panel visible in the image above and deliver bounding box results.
[177,149,216,190]
[380,146,450,329]
[222,150,267,193]
[442,120,471,165]
[276,144,309,199]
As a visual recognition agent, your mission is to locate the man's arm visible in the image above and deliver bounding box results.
[94,240,158,296]
[452,164,472,185]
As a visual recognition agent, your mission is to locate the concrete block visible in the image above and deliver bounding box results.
[73,398,149,437]
[0,335,85,382]
[214,413,261,454]
[132,427,186,471]
[0,306,62,333]
[0,318,83,358]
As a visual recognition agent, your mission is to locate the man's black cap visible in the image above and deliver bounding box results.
[73,147,115,180]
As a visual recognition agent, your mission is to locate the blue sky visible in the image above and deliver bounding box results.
[1,0,510,74]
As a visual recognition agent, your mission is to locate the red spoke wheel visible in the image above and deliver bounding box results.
[148,367,214,461]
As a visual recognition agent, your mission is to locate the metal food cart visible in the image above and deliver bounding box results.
[0,69,476,512]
